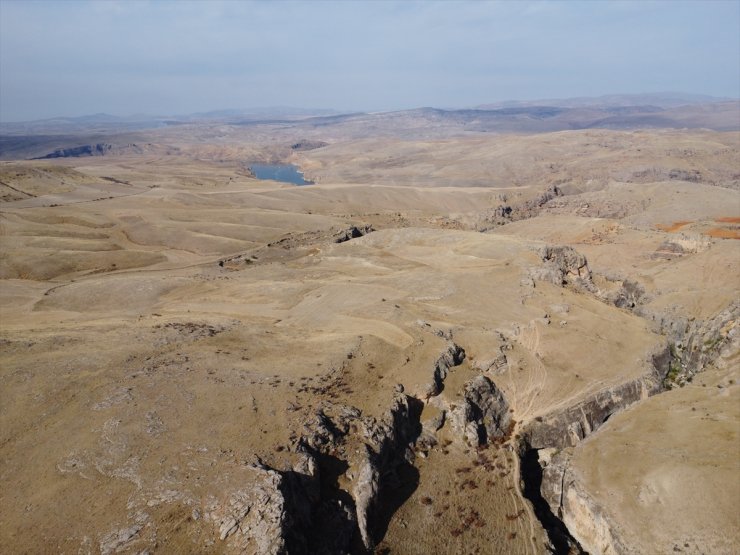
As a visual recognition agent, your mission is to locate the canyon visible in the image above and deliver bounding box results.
[1,102,738,554]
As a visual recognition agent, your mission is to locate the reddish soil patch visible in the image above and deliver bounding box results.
[656,220,692,233]
[704,228,740,239]
[715,217,740,224]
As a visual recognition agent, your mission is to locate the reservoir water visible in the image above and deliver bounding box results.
[249,164,313,185]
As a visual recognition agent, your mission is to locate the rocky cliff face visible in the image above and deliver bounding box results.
[645,300,739,388]
[520,299,739,554]
[449,375,512,447]
[537,325,739,555]
[477,184,564,229]
[540,450,629,555]
[210,464,294,554]
[530,244,594,289]
[334,224,374,244]
[33,142,158,159]
[513,342,670,554]
[209,392,422,554]
[291,140,329,151]
[206,337,526,554]
[416,342,466,400]
[602,278,739,389]
[522,343,669,451]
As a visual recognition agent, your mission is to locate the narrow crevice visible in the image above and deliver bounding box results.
[277,394,424,554]
[519,445,586,555]
[364,395,424,549]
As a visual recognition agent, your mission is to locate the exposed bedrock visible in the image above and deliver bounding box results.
[531,243,739,389]
[519,302,739,554]
[530,244,594,289]
[291,140,329,151]
[210,295,735,554]
[599,273,739,388]
[333,224,374,244]
[211,462,307,554]
[638,299,740,388]
[449,375,512,447]
[539,449,628,555]
[351,393,422,551]
[516,342,672,554]
[477,184,564,229]
[218,225,375,268]
[214,393,422,554]
[522,343,669,451]
[211,342,518,554]
[417,341,466,400]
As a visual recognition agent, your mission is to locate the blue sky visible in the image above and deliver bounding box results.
[1,0,738,121]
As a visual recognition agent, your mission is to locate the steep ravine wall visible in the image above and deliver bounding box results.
[208,294,735,554]
[515,342,671,554]
[640,300,740,388]
[211,392,424,554]
[522,348,668,451]
[517,304,738,555]
[210,341,520,554]
[538,449,631,555]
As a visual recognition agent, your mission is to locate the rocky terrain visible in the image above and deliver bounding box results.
[0,112,738,554]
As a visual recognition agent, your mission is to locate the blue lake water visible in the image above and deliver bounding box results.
[249,164,313,185]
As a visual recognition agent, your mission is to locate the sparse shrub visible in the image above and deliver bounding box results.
[663,361,681,388]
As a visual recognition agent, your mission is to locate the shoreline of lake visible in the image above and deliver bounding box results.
[249,163,313,185]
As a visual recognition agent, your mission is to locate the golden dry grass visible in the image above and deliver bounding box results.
[1,128,738,554]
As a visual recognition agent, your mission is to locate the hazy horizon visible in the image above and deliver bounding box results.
[1,90,737,124]
[1,0,739,122]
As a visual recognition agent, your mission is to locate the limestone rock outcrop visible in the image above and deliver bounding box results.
[525,377,657,450]
[540,449,627,555]
[334,224,374,244]
[212,394,421,554]
[477,184,563,229]
[418,342,466,400]
[210,465,294,555]
[530,245,593,288]
[450,375,512,447]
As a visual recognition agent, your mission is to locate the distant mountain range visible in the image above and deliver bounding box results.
[1,94,738,160]
[1,93,735,135]
[474,92,733,110]
[0,107,342,135]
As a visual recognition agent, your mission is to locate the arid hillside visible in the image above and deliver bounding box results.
[0,122,738,554]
